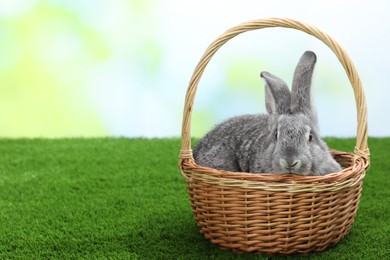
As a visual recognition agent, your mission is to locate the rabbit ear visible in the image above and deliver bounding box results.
[260,71,291,114]
[290,51,317,118]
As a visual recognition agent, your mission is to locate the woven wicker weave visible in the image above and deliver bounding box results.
[179,18,370,254]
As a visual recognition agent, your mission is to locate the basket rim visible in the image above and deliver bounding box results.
[180,149,369,189]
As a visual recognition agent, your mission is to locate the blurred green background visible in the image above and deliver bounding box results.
[0,0,387,138]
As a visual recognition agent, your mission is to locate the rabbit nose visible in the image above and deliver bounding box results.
[290,160,299,167]
[280,159,301,170]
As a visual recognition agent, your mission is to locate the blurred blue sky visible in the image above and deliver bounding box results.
[0,0,388,138]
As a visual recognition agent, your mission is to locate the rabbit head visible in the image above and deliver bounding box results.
[260,51,341,176]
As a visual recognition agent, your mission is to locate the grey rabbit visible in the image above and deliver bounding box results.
[193,51,342,176]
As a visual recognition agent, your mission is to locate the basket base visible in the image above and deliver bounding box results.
[183,150,365,255]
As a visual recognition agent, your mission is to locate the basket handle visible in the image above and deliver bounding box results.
[179,18,369,163]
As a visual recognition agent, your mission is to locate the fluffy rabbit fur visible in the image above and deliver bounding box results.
[193,51,342,176]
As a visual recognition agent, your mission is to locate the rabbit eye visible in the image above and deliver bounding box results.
[275,131,278,140]
[309,133,313,142]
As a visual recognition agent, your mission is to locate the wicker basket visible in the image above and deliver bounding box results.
[178,18,370,254]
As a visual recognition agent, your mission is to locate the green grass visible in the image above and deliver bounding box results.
[0,137,388,259]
